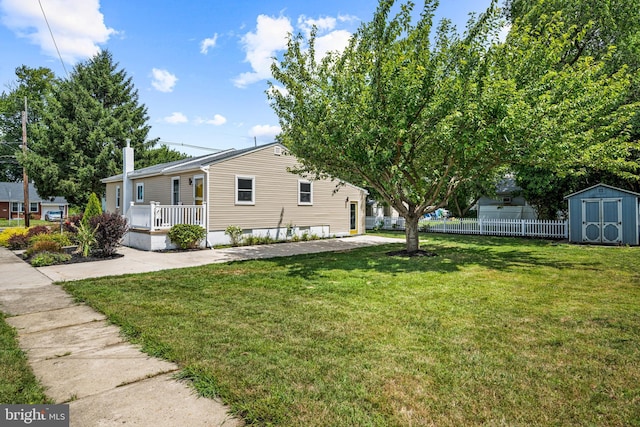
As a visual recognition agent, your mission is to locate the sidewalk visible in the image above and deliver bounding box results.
[0,235,401,426]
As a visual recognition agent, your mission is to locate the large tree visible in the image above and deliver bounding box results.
[506,0,640,213]
[0,66,57,181]
[270,0,635,252]
[20,50,156,206]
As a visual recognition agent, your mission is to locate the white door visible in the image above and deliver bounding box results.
[582,198,622,244]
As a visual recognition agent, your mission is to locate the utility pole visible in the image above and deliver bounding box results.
[22,97,30,228]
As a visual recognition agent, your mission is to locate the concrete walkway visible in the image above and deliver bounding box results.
[0,235,401,426]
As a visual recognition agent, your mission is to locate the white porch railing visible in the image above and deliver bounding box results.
[127,202,206,231]
[366,216,568,239]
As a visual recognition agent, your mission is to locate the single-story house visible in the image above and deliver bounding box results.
[0,182,69,221]
[475,176,537,220]
[102,142,368,250]
[564,183,640,245]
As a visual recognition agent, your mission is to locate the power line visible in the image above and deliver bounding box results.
[38,0,69,77]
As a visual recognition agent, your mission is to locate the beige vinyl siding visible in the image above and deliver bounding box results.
[209,146,366,235]
[132,176,169,204]
[104,181,122,213]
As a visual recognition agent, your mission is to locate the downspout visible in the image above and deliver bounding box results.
[200,165,212,249]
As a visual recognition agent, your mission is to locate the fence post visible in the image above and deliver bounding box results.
[479,218,483,235]
[521,219,526,237]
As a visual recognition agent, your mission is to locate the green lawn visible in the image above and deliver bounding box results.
[62,234,640,426]
[0,313,51,404]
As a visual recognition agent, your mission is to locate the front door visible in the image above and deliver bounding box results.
[582,198,622,244]
[350,202,358,235]
[193,176,204,224]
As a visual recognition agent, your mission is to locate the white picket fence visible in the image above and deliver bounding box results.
[366,216,567,239]
[423,218,567,239]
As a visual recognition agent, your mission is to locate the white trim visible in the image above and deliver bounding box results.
[136,183,144,202]
[298,180,313,205]
[116,186,121,209]
[235,175,255,205]
[171,177,180,205]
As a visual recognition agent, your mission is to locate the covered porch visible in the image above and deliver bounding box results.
[123,202,207,251]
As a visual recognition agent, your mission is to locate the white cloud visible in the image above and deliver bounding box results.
[196,114,227,126]
[233,14,293,88]
[314,30,352,59]
[250,124,281,139]
[151,68,178,92]
[297,15,336,37]
[0,0,115,64]
[164,112,188,124]
[200,33,218,54]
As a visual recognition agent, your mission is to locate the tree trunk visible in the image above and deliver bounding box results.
[405,216,420,253]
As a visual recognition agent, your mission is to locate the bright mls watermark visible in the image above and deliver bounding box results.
[1,405,68,426]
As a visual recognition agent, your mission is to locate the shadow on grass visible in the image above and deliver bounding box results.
[263,233,572,280]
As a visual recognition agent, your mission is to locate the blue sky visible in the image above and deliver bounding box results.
[0,0,496,156]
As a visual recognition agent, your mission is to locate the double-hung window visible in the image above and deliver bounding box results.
[236,176,255,204]
[298,180,313,205]
[136,183,144,202]
[116,186,121,210]
[172,178,180,205]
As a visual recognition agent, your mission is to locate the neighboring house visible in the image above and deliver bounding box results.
[475,176,537,220]
[365,200,401,229]
[102,142,368,250]
[0,182,69,221]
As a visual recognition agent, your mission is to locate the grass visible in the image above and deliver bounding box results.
[0,219,50,228]
[0,312,51,404]
[61,233,640,426]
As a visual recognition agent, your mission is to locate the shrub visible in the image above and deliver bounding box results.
[26,225,51,238]
[26,240,62,258]
[7,234,29,250]
[167,224,206,250]
[29,233,72,248]
[74,222,98,257]
[82,193,102,227]
[30,252,71,267]
[242,235,259,246]
[89,212,128,256]
[224,225,243,247]
[0,228,27,247]
[64,214,83,234]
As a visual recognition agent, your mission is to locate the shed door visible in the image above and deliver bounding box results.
[582,198,622,244]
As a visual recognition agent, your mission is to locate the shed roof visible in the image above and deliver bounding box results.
[563,183,640,199]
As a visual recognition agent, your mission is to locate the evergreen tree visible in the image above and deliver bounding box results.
[0,66,57,181]
[20,50,157,206]
[81,192,103,227]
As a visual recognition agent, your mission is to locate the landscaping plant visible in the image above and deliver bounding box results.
[89,212,128,256]
[81,192,102,227]
[74,221,98,257]
[224,225,243,247]
[167,224,206,250]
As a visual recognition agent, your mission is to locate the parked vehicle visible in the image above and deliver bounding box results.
[45,210,63,221]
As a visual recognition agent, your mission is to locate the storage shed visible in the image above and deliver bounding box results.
[564,183,640,245]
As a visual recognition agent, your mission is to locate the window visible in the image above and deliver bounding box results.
[30,202,38,213]
[116,186,121,209]
[236,176,255,204]
[136,183,144,202]
[11,202,22,212]
[172,177,180,205]
[298,180,313,205]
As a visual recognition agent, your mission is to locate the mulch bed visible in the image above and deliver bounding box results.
[386,249,438,257]
[59,253,124,264]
